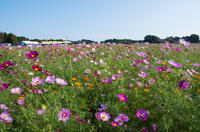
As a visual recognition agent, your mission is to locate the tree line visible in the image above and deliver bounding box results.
[0,32,199,44]
[0,32,65,44]
[101,34,200,44]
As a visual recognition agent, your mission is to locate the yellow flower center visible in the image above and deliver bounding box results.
[6,120,10,123]
[102,115,106,119]
[62,113,66,117]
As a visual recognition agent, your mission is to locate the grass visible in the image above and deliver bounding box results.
[0,44,200,131]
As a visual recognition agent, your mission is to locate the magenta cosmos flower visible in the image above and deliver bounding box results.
[32,65,42,71]
[43,71,53,76]
[111,121,120,127]
[169,60,182,68]
[10,87,22,94]
[156,66,165,72]
[179,80,189,91]
[118,94,128,102]
[2,61,12,67]
[118,114,129,122]
[26,51,39,59]
[95,112,101,121]
[58,109,71,122]
[0,64,6,70]
[136,109,149,120]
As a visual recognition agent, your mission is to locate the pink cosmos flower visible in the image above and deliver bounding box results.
[10,87,22,94]
[169,60,182,68]
[58,109,71,122]
[100,112,111,122]
[45,76,56,84]
[56,78,67,85]
[118,94,128,102]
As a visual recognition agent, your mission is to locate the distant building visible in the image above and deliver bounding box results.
[41,41,72,45]
[21,41,40,46]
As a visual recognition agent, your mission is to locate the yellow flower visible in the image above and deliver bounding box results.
[162,62,166,65]
[42,105,47,110]
[176,89,181,93]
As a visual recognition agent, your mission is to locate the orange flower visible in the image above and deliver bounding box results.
[176,89,181,93]
[194,80,198,82]
[78,87,83,90]
[18,97,25,99]
[144,89,149,92]
[88,108,91,111]
[53,91,57,93]
[72,78,77,81]
[91,88,95,90]
[84,78,89,81]
[197,89,200,93]
[74,70,78,74]
[193,75,200,79]
[42,76,46,78]
[134,88,138,90]
[159,90,163,93]
[75,82,80,86]
[80,106,84,109]
[162,62,166,65]
[89,83,94,87]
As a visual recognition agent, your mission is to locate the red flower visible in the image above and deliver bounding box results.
[32,65,42,71]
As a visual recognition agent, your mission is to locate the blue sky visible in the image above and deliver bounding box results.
[0,0,200,41]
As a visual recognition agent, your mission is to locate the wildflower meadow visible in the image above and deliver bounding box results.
[0,40,200,131]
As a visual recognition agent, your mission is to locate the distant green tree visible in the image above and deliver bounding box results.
[189,34,199,43]
[3,33,8,43]
[164,36,180,43]
[8,33,18,44]
[0,33,4,43]
[17,36,29,42]
[144,35,161,43]
[182,36,191,42]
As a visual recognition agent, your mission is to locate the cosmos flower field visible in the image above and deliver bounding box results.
[0,41,200,131]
